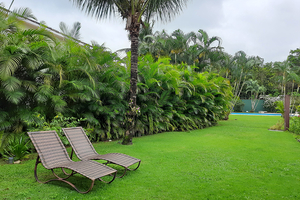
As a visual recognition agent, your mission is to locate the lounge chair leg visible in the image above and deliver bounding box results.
[104,161,127,178]
[59,178,95,194]
[51,169,74,180]
[117,161,141,178]
[34,156,46,183]
[34,156,63,184]
[128,161,141,171]
[118,167,128,178]
[34,156,94,193]
[62,149,76,175]
[104,161,111,165]
[98,171,117,184]
[52,169,95,193]
[118,161,141,178]
[70,148,74,160]
[108,160,141,178]
[34,157,74,183]
[61,168,74,176]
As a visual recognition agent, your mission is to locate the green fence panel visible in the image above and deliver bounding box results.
[241,100,265,112]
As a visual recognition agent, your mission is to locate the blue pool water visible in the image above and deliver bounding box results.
[230,112,281,116]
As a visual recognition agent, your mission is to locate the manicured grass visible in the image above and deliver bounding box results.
[1,115,300,199]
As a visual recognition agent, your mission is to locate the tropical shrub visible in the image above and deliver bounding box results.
[134,55,232,135]
[1,133,31,161]
[0,6,233,151]
[290,92,300,113]
[0,8,57,134]
[26,113,86,145]
[233,99,245,112]
[71,50,129,141]
[275,101,284,117]
[262,95,283,112]
[289,116,300,134]
[269,118,284,131]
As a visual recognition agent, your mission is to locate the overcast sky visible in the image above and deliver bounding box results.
[1,0,300,63]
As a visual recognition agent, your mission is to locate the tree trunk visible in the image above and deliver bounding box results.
[122,15,140,145]
[284,95,290,131]
[231,67,244,109]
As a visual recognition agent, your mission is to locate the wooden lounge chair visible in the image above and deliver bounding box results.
[27,130,117,193]
[62,127,141,178]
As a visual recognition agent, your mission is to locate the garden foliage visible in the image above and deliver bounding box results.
[289,116,300,134]
[0,7,232,158]
[289,106,300,134]
[262,95,283,113]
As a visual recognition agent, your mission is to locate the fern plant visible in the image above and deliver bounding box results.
[1,133,31,161]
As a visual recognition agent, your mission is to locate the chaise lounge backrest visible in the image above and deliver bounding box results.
[28,131,72,169]
[62,127,98,160]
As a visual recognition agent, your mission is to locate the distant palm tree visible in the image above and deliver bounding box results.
[245,79,266,112]
[231,51,263,108]
[273,60,294,96]
[69,0,189,144]
[143,30,170,58]
[59,21,81,40]
[191,29,222,71]
[168,29,193,64]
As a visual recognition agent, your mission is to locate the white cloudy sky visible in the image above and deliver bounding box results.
[1,0,300,63]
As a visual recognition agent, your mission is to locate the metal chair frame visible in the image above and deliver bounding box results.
[28,130,117,193]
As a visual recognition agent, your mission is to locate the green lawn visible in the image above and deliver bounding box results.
[1,115,300,199]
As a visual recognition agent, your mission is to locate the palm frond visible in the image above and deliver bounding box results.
[0,55,22,79]
[2,76,21,91]
[3,90,25,104]
[12,7,37,20]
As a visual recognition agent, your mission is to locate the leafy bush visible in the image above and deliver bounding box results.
[1,133,31,161]
[275,101,284,116]
[290,92,300,113]
[269,118,284,131]
[0,7,233,143]
[262,95,283,112]
[26,113,86,145]
[289,116,300,134]
[233,99,245,112]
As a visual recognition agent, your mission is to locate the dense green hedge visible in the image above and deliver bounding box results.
[0,9,232,158]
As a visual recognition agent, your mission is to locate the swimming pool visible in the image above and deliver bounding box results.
[230,112,281,116]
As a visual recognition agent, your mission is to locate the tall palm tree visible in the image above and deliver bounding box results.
[231,51,263,108]
[273,60,294,96]
[218,52,234,79]
[168,29,192,64]
[191,29,222,71]
[144,30,169,58]
[69,0,189,144]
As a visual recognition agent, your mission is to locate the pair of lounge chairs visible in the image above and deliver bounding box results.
[28,127,141,193]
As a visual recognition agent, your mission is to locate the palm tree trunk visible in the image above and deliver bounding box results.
[130,33,139,107]
[122,16,140,145]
